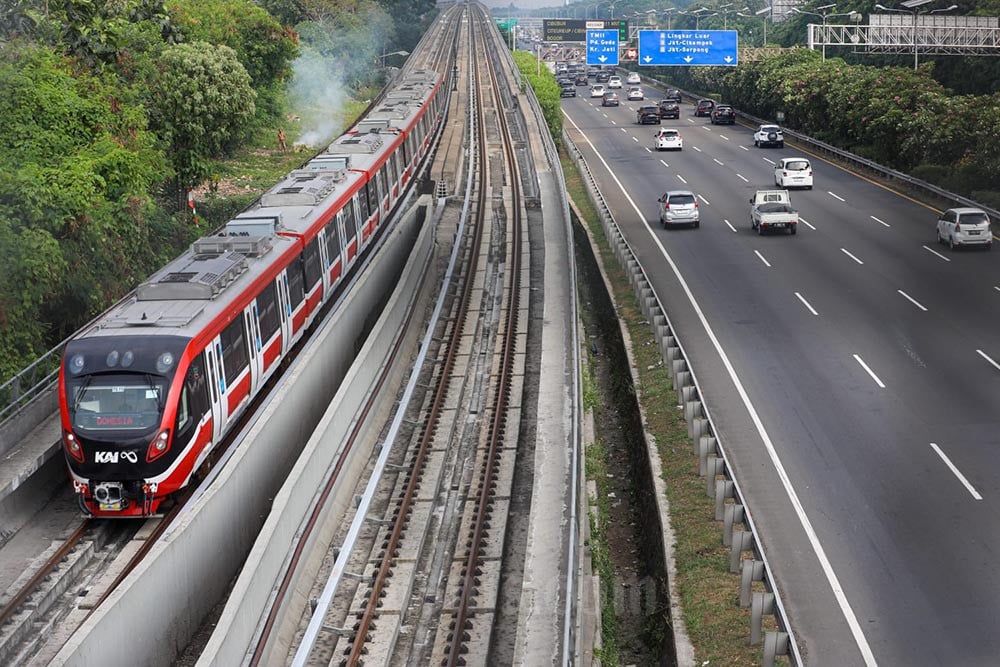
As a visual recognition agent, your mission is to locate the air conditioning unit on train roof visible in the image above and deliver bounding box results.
[306,155,352,172]
[225,213,283,238]
[356,118,394,134]
[330,132,384,154]
[260,170,343,206]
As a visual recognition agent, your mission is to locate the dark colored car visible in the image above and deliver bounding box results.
[575,73,589,86]
[595,70,612,82]
[657,100,680,119]
[695,99,715,117]
[663,88,683,104]
[636,105,661,124]
[711,105,736,124]
[601,91,619,107]
[559,81,577,98]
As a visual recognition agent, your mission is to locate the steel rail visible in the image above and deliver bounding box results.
[342,8,491,665]
[444,7,524,664]
[0,521,90,627]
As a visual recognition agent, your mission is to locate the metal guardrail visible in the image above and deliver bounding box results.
[564,127,802,667]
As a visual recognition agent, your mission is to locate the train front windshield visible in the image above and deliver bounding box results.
[69,374,167,433]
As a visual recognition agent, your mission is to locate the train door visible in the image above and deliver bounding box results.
[244,304,262,397]
[276,272,293,355]
[203,340,225,444]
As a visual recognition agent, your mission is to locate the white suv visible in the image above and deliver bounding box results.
[754,124,784,148]
[607,75,623,89]
[936,207,993,250]
[654,128,683,151]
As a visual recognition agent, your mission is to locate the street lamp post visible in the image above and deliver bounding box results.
[875,1,958,70]
[791,4,857,60]
[738,7,771,46]
[660,7,676,29]
[378,49,410,67]
[718,4,749,30]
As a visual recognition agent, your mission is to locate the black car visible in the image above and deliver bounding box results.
[710,105,736,124]
[560,81,577,98]
[695,99,715,117]
[657,100,680,119]
[663,88,682,104]
[636,105,661,124]
[575,73,589,86]
[595,70,611,83]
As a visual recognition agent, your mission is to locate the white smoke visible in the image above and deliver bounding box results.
[287,50,351,149]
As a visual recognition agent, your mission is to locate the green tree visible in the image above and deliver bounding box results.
[0,44,168,372]
[144,41,256,199]
[166,0,298,89]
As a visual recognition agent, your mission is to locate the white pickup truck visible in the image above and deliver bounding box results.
[750,190,798,235]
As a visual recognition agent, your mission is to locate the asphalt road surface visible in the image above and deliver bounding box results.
[563,87,1000,667]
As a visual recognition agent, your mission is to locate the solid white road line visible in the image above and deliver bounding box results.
[922,245,951,262]
[562,110,879,667]
[795,292,819,316]
[929,443,983,501]
[828,192,846,202]
[870,216,890,228]
[853,354,885,388]
[841,248,865,265]
[897,290,928,312]
[724,219,737,233]
[976,349,1000,372]
[755,250,772,267]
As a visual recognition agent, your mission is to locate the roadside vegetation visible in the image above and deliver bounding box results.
[0,0,436,380]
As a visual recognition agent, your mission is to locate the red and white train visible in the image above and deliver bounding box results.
[58,69,445,517]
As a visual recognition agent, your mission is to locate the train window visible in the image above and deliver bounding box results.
[220,318,248,385]
[344,196,358,239]
[399,138,409,169]
[357,186,370,222]
[324,219,341,264]
[405,134,416,164]
[376,168,387,202]
[257,280,280,341]
[303,237,321,290]
[287,257,305,309]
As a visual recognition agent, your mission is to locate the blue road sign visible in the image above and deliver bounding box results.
[586,29,619,66]
[637,30,739,66]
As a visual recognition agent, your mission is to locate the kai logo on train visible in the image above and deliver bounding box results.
[94,451,139,464]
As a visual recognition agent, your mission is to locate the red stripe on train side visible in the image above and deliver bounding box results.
[262,335,282,370]
[226,373,251,414]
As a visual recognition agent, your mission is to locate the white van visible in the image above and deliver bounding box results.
[774,157,813,189]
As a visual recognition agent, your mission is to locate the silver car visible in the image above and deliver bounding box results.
[657,190,700,228]
[936,207,993,250]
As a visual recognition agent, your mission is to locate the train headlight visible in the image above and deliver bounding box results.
[156,352,174,374]
[63,431,84,463]
[145,429,171,463]
[69,355,85,375]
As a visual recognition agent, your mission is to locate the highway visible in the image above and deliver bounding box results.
[563,87,1000,666]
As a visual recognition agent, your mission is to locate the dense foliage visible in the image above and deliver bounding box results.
[513,49,563,144]
[0,0,437,382]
